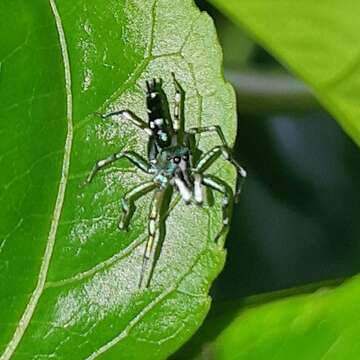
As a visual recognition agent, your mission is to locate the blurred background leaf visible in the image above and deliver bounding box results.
[177,274,360,360]
[173,0,360,358]
[209,0,360,147]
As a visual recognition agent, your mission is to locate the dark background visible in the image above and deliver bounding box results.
[195,0,360,300]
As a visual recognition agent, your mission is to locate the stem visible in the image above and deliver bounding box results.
[226,67,320,114]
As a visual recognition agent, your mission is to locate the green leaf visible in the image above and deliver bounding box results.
[209,0,360,147]
[0,0,236,359]
[193,275,360,360]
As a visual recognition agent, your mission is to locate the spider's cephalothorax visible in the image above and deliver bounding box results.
[86,74,246,288]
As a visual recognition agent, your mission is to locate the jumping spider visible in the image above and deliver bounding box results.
[86,73,246,288]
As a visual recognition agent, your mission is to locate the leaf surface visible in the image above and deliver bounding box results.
[202,275,360,360]
[209,0,360,146]
[0,0,236,359]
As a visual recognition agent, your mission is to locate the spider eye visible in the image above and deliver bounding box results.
[173,156,181,164]
[182,154,189,161]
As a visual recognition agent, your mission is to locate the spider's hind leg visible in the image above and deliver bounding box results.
[187,125,228,147]
[171,72,185,143]
[202,175,233,243]
[99,110,152,135]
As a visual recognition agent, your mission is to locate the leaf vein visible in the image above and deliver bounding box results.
[46,195,181,288]
[85,248,206,359]
[0,1,73,358]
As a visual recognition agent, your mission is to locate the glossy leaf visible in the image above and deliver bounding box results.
[209,0,360,147]
[0,0,237,359]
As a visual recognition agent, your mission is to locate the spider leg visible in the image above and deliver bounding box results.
[119,181,158,231]
[139,188,169,288]
[187,125,228,147]
[193,145,246,202]
[193,173,204,205]
[99,110,153,135]
[188,126,246,201]
[85,151,153,184]
[202,175,233,243]
[171,72,185,143]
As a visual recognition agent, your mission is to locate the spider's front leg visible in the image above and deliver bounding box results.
[139,188,168,288]
[119,181,158,231]
[85,151,153,184]
[202,175,233,243]
[194,145,246,202]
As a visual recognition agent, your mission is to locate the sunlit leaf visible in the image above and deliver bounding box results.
[202,276,360,360]
[0,0,237,358]
[209,0,360,147]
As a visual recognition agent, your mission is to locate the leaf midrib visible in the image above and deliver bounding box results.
[0,0,74,358]
[2,1,222,358]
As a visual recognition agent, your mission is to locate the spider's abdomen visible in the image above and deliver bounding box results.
[146,79,174,152]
